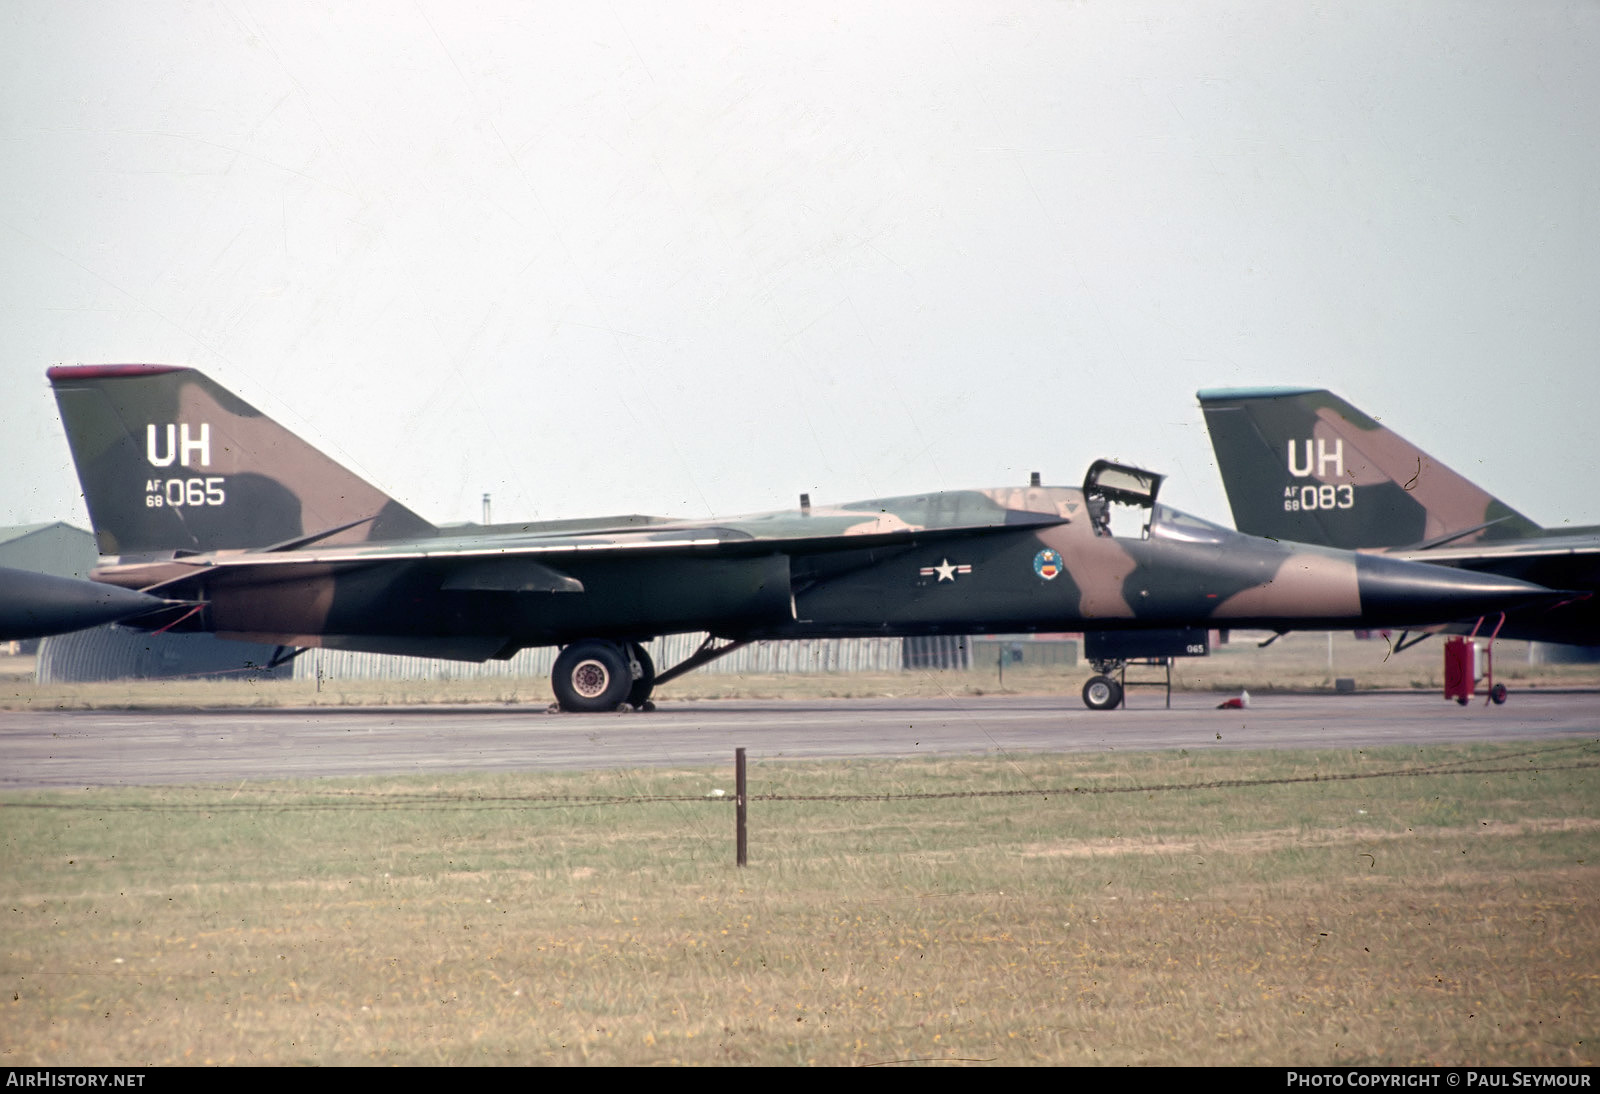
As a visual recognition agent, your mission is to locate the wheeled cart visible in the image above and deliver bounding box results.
[1442,615,1508,706]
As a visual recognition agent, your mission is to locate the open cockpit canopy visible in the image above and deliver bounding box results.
[1083,459,1166,538]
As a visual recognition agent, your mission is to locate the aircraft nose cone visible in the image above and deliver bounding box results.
[0,567,166,640]
[1354,554,1562,626]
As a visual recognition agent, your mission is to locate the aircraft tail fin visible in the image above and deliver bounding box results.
[1196,386,1541,551]
[49,364,436,557]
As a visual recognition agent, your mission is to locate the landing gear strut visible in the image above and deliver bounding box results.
[1080,654,1178,710]
[549,636,750,712]
[626,642,655,710]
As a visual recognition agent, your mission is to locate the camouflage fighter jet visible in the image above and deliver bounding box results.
[1198,387,1598,649]
[45,365,1565,711]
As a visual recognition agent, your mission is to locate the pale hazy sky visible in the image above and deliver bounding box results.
[4,1,1597,536]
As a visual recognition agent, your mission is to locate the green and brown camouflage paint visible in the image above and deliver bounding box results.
[45,366,1561,670]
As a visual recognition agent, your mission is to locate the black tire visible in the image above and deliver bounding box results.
[552,641,632,712]
[1489,683,1508,705]
[1082,675,1123,711]
[626,642,656,709]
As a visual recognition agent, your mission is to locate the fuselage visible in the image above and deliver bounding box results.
[87,485,1556,659]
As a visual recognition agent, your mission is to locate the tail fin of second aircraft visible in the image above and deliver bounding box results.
[49,364,436,557]
[1196,386,1542,551]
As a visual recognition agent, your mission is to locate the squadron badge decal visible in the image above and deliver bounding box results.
[1033,548,1062,580]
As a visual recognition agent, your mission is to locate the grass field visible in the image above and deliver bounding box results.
[3,741,1597,1066]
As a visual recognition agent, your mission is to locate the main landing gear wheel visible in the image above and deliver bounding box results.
[626,642,656,710]
[552,640,633,713]
[1082,674,1123,711]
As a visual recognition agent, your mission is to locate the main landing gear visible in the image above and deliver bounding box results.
[549,636,748,713]
[551,640,656,712]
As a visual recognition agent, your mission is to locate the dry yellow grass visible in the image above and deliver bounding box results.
[4,744,1597,1065]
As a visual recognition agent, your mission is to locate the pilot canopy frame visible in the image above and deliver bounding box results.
[1083,459,1165,539]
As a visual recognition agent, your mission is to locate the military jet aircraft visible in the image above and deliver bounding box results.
[45,365,1565,710]
[1197,387,1598,649]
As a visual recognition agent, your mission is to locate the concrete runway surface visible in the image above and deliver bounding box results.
[2,691,1596,790]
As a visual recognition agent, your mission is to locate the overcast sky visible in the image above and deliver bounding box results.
[3,1,1597,537]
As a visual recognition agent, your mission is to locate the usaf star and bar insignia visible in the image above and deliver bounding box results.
[918,550,1066,584]
[918,558,972,583]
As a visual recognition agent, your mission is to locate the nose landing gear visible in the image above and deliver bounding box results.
[1081,674,1124,711]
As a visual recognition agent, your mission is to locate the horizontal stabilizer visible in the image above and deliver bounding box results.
[0,566,172,639]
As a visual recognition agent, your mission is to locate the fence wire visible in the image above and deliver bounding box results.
[6,743,1593,813]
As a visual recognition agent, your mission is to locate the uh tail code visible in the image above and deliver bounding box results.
[143,422,225,507]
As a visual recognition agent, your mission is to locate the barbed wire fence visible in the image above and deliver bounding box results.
[9,740,1594,818]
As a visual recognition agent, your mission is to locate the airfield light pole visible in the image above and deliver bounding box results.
[735,748,748,867]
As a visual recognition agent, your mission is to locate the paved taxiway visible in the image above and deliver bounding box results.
[2,692,1596,790]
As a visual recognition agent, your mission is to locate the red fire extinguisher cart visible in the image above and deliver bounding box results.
[1442,614,1508,706]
